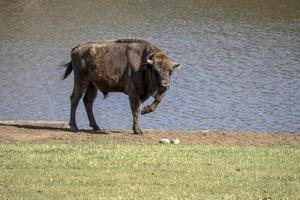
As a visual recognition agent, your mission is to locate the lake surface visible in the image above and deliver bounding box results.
[0,0,299,132]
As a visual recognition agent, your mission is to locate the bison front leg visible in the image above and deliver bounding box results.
[141,90,166,115]
[129,96,143,134]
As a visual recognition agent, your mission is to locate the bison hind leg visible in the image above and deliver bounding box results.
[83,83,101,131]
[69,83,86,132]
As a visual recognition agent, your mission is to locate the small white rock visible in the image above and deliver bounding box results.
[170,138,180,144]
[159,138,170,144]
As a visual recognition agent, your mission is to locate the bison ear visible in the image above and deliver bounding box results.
[146,53,155,65]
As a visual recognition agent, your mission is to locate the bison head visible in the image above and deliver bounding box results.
[146,52,180,91]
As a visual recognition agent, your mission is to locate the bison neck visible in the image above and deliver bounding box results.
[139,69,159,102]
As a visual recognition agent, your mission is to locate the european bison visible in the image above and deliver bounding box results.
[63,38,180,134]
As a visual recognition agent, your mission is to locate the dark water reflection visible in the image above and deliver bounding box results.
[0,0,299,132]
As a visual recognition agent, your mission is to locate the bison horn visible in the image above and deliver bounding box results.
[146,53,156,65]
[173,63,181,69]
[146,59,153,65]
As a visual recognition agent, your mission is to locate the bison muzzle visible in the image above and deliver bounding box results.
[63,38,180,134]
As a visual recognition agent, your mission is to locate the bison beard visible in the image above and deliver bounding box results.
[63,38,180,134]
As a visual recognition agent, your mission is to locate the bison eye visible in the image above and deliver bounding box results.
[169,70,173,76]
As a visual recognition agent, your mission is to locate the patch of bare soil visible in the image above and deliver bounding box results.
[0,121,299,146]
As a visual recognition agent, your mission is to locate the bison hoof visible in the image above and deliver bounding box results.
[141,106,151,115]
[133,128,143,135]
[91,124,101,131]
[70,125,79,132]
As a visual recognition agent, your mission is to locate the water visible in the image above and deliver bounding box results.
[0,0,299,132]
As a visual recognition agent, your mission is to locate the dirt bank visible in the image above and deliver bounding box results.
[0,121,299,146]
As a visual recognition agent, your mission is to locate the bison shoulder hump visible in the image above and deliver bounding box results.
[115,38,148,44]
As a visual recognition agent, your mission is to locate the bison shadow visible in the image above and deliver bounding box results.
[2,124,111,134]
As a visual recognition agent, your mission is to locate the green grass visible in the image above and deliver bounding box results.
[0,141,299,200]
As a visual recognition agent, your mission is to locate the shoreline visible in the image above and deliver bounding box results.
[0,120,299,145]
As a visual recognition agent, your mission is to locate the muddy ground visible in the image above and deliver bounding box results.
[0,121,299,146]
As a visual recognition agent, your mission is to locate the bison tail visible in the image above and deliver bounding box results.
[62,62,73,80]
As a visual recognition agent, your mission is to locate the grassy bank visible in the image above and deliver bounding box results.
[1,141,299,200]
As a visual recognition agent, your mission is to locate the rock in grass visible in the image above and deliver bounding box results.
[171,138,180,144]
[159,138,170,144]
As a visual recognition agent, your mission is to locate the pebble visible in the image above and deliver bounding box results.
[170,138,180,144]
[159,138,170,144]
[159,138,180,144]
